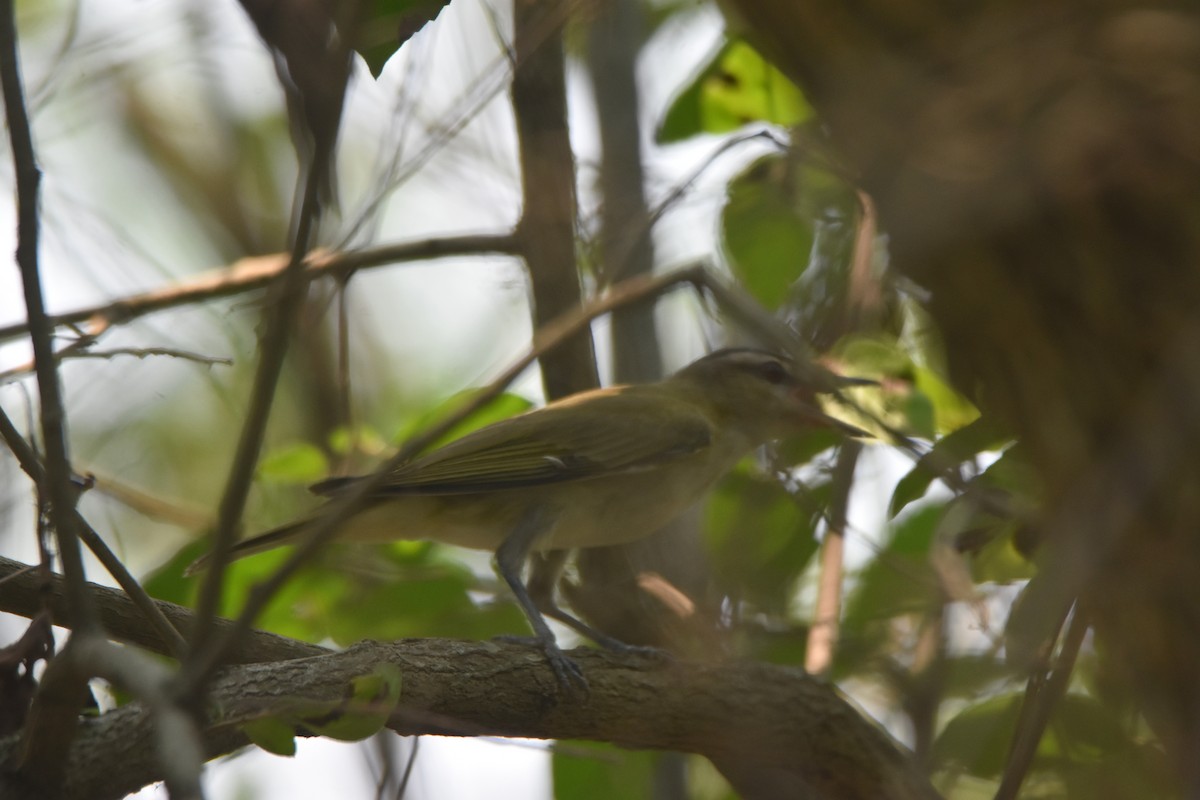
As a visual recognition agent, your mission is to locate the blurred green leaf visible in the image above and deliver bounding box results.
[913,366,980,433]
[259,442,330,484]
[393,391,534,450]
[358,0,451,77]
[705,468,821,613]
[969,522,1036,583]
[554,742,655,800]
[934,692,1149,790]
[144,538,210,605]
[659,40,811,143]
[301,663,403,741]
[721,156,815,309]
[242,717,297,757]
[888,416,1011,518]
[932,693,1022,777]
[842,504,943,630]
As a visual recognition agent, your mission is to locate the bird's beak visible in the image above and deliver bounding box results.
[789,387,872,438]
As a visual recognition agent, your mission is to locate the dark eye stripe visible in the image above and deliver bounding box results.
[758,359,788,384]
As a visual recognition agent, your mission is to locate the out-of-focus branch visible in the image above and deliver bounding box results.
[0,555,325,664]
[0,0,90,627]
[995,606,1089,800]
[0,407,190,659]
[805,439,860,676]
[0,234,520,346]
[0,2,102,789]
[185,0,363,680]
[512,0,597,398]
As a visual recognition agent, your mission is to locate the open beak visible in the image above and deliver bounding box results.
[789,386,873,438]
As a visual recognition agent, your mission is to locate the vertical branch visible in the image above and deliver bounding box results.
[569,0,711,668]
[185,0,356,684]
[0,0,94,630]
[805,439,860,676]
[512,0,597,398]
[586,0,660,384]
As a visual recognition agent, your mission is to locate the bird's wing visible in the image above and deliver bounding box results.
[313,386,714,496]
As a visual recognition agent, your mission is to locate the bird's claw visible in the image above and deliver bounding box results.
[596,639,675,663]
[495,634,589,695]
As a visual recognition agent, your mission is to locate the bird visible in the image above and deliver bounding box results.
[190,348,865,689]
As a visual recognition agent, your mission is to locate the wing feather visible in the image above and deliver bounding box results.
[313,386,714,497]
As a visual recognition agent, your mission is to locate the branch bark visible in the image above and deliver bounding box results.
[0,631,939,800]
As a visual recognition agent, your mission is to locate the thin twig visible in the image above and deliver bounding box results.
[0,234,520,346]
[0,345,232,383]
[0,4,102,788]
[0,554,326,663]
[994,605,1088,800]
[186,129,332,676]
[0,0,93,628]
[0,406,190,659]
[805,439,861,676]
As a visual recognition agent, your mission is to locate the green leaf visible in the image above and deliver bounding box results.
[721,156,815,309]
[969,522,1035,583]
[932,694,1023,777]
[393,391,534,450]
[259,442,329,484]
[358,0,452,77]
[553,742,656,800]
[659,40,811,142]
[842,504,943,630]
[242,717,297,756]
[888,416,1012,518]
[301,663,404,741]
[913,366,979,433]
[705,468,821,614]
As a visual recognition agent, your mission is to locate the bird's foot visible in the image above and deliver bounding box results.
[592,636,675,663]
[495,634,588,694]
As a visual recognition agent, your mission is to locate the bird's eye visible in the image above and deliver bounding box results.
[759,360,788,384]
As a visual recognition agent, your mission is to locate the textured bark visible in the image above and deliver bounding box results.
[0,637,939,800]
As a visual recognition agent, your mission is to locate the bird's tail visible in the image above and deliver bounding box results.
[183,519,312,577]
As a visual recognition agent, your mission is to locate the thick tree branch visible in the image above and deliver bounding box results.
[0,633,939,800]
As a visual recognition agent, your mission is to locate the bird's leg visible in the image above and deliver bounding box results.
[494,507,587,692]
[528,551,668,658]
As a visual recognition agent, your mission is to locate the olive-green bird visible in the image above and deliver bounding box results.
[192,348,863,687]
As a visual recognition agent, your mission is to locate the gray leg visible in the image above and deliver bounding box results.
[495,506,586,692]
[529,551,666,656]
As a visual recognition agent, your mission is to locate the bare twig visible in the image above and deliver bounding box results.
[805,439,861,676]
[0,4,102,788]
[0,234,520,346]
[0,554,325,663]
[0,345,232,383]
[0,0,91,627]
[0,406,190,659]
[994,605,1088,800]
[186,130,331,675]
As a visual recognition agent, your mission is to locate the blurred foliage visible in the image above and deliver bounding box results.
[357,0,452,76]
[553,743,656,800]
[659,39,811,143]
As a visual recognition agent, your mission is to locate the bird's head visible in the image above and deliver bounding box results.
[673,348,866,442]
